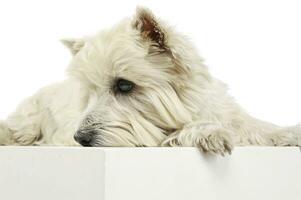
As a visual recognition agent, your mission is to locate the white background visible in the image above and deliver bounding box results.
[0,0,300,126]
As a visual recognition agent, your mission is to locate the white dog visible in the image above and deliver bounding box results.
[0,7,300,155]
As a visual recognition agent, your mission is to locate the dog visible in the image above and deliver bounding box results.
[0,7,300,155]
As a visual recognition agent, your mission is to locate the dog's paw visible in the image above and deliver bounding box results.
[161,133,181,147]
[12,125,41,145]
[0,121,13,145]
[195,130,233,156]
[268,126,301,147]
[162,125,233,156]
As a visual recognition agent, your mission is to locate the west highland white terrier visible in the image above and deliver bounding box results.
[0,7,300,155]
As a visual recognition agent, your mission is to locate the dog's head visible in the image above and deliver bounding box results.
[64,7,211,147]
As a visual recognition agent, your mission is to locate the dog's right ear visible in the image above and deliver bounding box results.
[61,39,85,55]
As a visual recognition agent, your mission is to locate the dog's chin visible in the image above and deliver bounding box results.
[87,135,105,147]
[87,142,101,147]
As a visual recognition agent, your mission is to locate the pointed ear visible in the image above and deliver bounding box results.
[132,7,168,51]
[61,39,85,55]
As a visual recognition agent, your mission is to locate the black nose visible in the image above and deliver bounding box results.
[74,129,95,147]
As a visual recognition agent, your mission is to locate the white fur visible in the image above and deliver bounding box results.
[0,7,300,154]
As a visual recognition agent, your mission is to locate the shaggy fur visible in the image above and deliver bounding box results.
[0,7,300,155]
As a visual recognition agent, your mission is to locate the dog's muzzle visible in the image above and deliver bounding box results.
[74,129,97,147]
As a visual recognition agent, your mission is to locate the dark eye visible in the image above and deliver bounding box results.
[116,79,134,93]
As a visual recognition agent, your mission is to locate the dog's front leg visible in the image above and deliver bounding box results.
[161,122,234,156]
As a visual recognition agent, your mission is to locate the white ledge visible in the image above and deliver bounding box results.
[0,147,300,200]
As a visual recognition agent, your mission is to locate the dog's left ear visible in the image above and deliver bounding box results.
[132,7,194,75]
[61,39,85,55]
[132,7,168,52]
